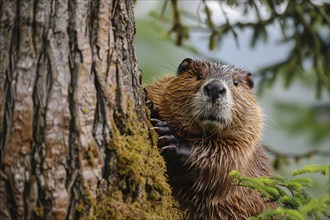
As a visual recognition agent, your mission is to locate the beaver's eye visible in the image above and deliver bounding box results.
[196,73,203,80]
[233,79,239,86]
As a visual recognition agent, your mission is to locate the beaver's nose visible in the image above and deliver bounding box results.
[203,81,226,100]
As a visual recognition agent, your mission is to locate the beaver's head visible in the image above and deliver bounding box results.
[159,58,263,142]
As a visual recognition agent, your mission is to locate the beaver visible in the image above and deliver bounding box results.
[145,58,277,219]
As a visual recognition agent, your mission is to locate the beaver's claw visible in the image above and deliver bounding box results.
[150,118,179,156]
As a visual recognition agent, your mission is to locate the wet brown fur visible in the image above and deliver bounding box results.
[145,60,277,219]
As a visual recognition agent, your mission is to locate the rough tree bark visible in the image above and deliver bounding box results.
[0,1,177,219]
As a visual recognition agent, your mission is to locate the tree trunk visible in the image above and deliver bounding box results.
[0,1,177,219]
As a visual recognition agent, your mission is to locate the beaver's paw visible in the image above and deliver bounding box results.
[150,118,192,175]
[150,118,179,157]
[151,118,191,174]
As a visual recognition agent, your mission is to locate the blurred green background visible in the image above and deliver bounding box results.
[134,1,329,196]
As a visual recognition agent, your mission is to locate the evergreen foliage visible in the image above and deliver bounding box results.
[230,164,330,219]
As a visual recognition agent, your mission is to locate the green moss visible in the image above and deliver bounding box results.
[82,106,89,114]
[86,142,96,166]
[78,103,181,219]
[32,205,43,217]
[93,189,180,220]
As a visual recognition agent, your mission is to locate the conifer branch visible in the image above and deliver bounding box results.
[263,144,330,158]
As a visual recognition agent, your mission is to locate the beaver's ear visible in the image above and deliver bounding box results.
[177,58,194,74]
[244,72,254,89]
